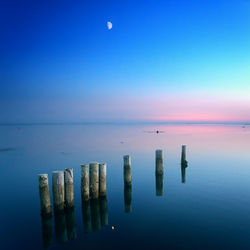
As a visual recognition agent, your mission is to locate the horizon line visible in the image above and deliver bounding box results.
[0,120,249,126]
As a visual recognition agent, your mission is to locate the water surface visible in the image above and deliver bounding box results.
[1,124,250,249]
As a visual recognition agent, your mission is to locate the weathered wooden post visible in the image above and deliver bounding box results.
[82,200,92,234]
[123,155,131,186]
[100,197,108,227]
[64,168,74,208]
[91,199,101,232]
[99,163,107,197]
[38,174,52,216]
[89,162,99,199]
[65,207,77,240]
[124,184,132,213]
[181,145,187,164]
[52,171,65,211]
[155,150,163,175]
[81,164,90,201]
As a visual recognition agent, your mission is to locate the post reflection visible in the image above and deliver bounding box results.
[82,197,109,234]
[91,199,101,232]
[124,184,132,213]
[65,207,77,240]
[40,214,52,248]
[155,174,163,196]
[82,200,92,234]
[54,210,68,244]
[100,197,108,227]
[181,161,188,183]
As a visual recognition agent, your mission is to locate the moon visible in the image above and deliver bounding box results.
[107,21,112,30]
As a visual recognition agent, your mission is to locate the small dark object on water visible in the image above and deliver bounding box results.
[156,130,159,134]
[0,148,15,152]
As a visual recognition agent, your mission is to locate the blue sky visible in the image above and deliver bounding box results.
[0,0,249,123]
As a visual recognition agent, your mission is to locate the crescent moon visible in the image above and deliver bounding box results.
[107,21,112,30]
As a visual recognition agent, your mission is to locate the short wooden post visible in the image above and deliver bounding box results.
[155,149,163,175]
[89,162,99,199]
[181,145,186,164]
[124,184,132,213]
[156,174,163,196]
[82,200,92,234]
[123,155,131,186]
[52,171,65,211]
[99,163,107,197]
[100,197,108,226]
[64,168,74,208]
[38,174,52,215]
[81,164,90,201]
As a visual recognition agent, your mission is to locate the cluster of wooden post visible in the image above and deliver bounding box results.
[80,162,107,201]
[38,169,76,247]
[82,197,108,234]
[38,168,74,217]
[80,162,108,233]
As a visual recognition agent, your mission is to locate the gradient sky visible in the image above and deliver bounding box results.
[0,0,249,123]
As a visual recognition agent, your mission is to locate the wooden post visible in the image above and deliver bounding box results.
[181,145,186,164]
[123,155,131,186]
[100,197,108,227]
[82,200,92,234]
[52,171,65,211]
[38,174,52,215]
[99,163,107,197]
[64,168,74,208]
[81,164,89,201]
[155,149,163,175]
[89,162,99,199]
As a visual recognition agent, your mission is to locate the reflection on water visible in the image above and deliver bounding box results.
[181,162,188,183]
[124,184,132,213]
[91,199,101,232]
[82,197,109,234]
[65,207,77,240]
[54,210,67,244]
[82,200,92,234]
[100,197,108,226]
[2,124,250,249]
[156,174,163,196]
[40,214,52,248]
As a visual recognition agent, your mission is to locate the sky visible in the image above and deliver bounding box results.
[0,0,249,123]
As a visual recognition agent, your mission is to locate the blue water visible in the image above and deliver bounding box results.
[1,124,250,249]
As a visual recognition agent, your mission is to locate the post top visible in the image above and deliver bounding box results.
[89,162,99,165]
[38,173,48,177]
[99,163,106,166]
[81,164,89,167]
[52,171,64,175]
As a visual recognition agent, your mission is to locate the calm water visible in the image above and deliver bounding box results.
[1,124,250,249]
